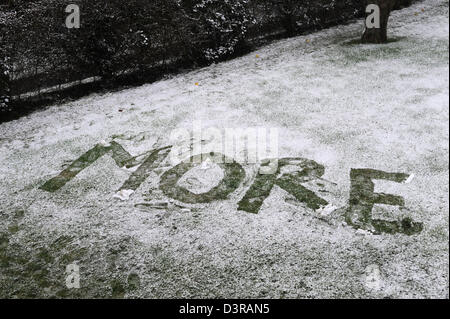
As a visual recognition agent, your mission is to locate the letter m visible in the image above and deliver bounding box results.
[40,142,138,192]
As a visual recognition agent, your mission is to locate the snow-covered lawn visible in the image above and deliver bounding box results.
[0,0,448,298]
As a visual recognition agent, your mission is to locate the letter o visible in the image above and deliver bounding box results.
[159,153,245,204]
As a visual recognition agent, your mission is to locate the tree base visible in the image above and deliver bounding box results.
[361,29,389,44]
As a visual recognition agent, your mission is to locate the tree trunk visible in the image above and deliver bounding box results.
[361,0,396,44]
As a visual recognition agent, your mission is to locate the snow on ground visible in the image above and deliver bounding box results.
[0,0,448,298]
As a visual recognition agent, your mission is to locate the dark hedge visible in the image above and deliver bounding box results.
[0,0,416,118]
